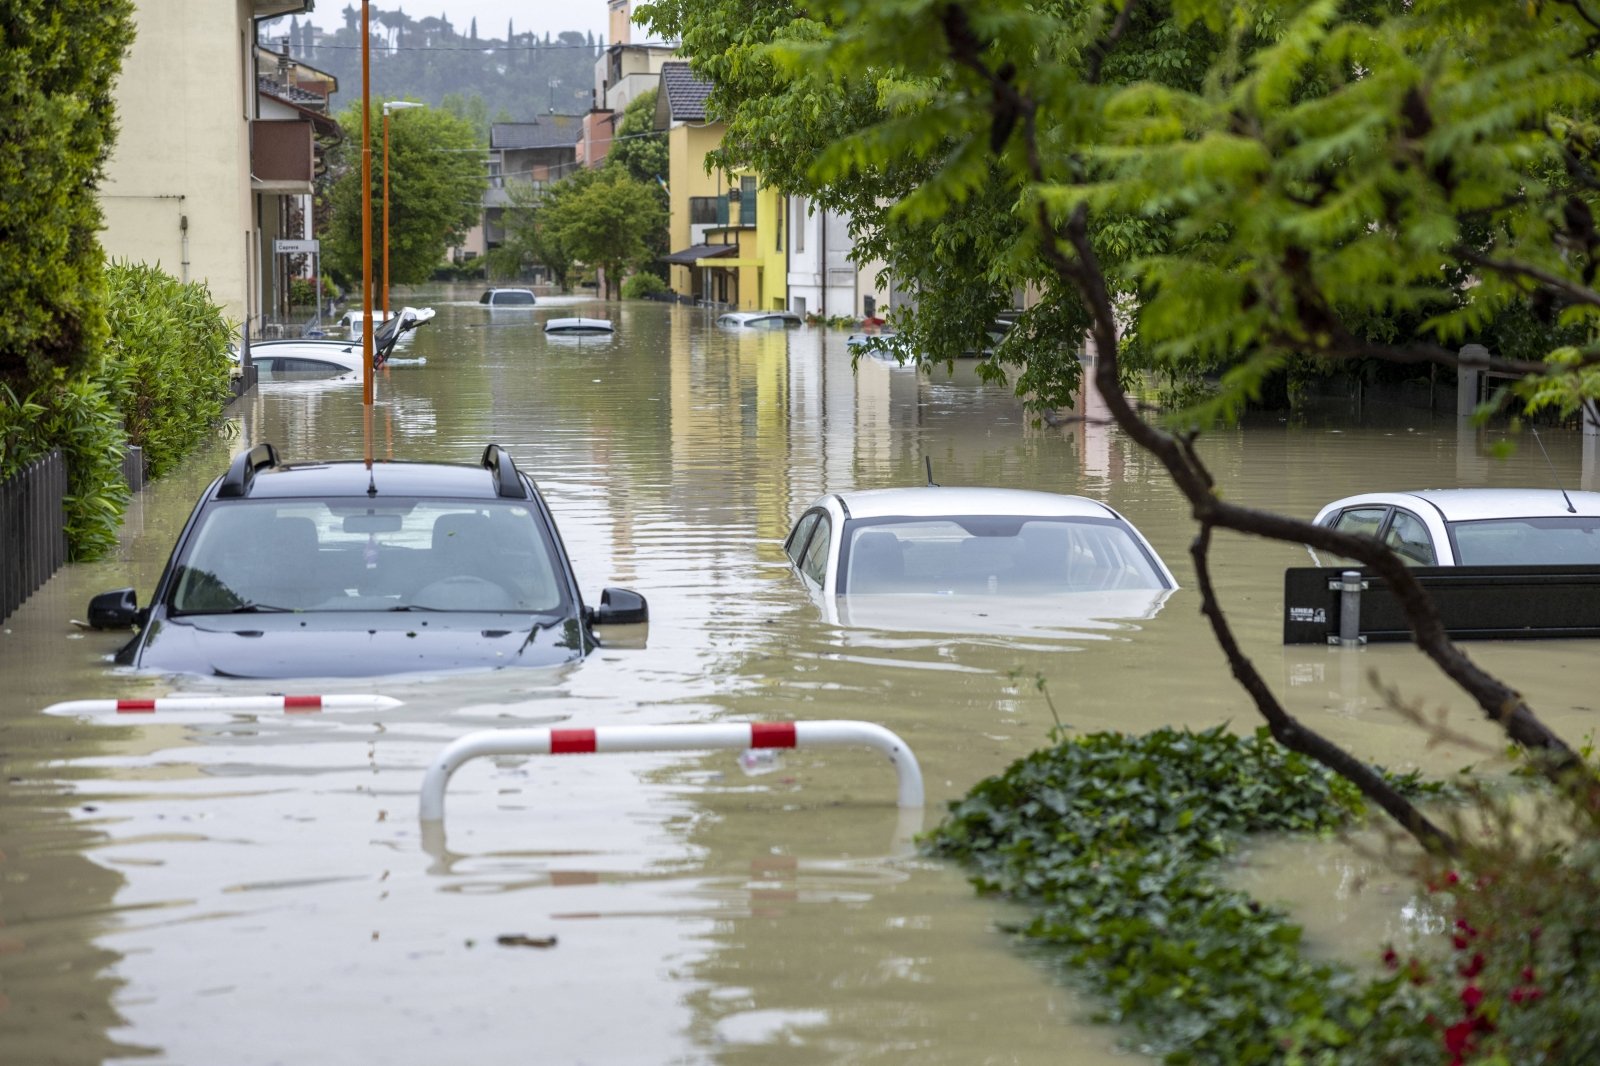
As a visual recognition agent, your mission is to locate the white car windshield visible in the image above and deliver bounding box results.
[842,517,1166,595]
[171,499,565,613]
[1449,516,1600,566]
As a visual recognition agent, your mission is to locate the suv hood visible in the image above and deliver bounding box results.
[127,613,586,679]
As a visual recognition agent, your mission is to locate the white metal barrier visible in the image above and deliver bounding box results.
[43,694,402,715]
[418,720,925,822]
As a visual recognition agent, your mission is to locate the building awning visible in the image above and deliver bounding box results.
[666,243,739,266]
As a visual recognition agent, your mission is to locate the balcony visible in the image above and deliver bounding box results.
[251,119,314,193]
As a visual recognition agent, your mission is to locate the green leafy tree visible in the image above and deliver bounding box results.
[0,0,135,391]
[488,177,576,289]
[605,88,671,273]
[544,167,667,299]
[323,100,486,287]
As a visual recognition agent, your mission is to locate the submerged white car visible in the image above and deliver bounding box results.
[717,310,803,329]
[1312,489,1600,566]
[784,487,1177,598]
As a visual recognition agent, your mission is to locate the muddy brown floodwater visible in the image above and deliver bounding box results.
[2,288,1598,1064]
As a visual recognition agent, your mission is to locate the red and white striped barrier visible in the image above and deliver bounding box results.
[418,720,925,822]
[43,694,402,715]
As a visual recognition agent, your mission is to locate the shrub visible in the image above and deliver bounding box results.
[621,272,668,299]
[0,0,136,391]
[98,261,233,479]
[927,725,1443,1063]
[0,379,129,562]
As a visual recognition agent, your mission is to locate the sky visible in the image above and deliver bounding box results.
[294,2,611,44]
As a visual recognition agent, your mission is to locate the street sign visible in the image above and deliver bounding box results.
[274,239,320,254]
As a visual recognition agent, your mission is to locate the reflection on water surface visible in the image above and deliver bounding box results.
[2,288,1597,1063]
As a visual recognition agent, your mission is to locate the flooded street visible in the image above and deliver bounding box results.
[3,288,1597,1064]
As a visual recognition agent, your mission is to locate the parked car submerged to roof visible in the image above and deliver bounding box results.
[784,487,1177,598]
[716,310,802,329]
[1312,488,1600,566]
[86,443,647,679]
[480,287,537,306]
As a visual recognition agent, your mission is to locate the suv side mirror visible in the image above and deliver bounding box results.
[88,588,142,630]
[587,587,648,627]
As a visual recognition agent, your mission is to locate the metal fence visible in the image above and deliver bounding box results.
[0,449,67,625]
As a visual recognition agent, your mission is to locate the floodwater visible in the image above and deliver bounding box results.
[2,288,1598,1064]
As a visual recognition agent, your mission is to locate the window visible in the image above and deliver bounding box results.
[1384,510,1436,565]
[689,196,720,225]
[173,499,565,614]
[740,177,757,227]
[799,515,831,586]
[792,296,807,317]
[841,517,1165,595]
[793,197,807,253]
[1332,507,1387,540]
[1449,516,1600,565]
[776,197,784,251]
[785,512,820,564]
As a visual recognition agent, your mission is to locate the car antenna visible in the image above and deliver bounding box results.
[925,456,938,487]
[1530,425,1577,513]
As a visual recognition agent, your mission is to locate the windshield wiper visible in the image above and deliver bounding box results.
[228,602,294,613]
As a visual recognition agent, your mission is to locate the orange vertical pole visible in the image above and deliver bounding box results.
[360,1,375,428]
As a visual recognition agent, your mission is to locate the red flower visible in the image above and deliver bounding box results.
[1444,1019,1476,1055]
[1521,966,1537,982]
[1458,953,1485,978]
[1461,984,1484,1010]
[1510,985,1545,1005]
[1382,947,1400,970]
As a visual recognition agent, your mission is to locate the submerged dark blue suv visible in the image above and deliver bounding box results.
[87,443,647,679]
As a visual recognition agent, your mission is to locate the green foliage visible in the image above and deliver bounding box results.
[927,726,1440,1063]
[323,101,486,287]
[0,379,129,562]
[0,0,135,391]
[621,272,669,299]
[501,167,668,299]
[609,89,670,194]
[98,262,233,479]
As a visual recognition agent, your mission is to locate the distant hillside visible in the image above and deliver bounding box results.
[264,7,601,129]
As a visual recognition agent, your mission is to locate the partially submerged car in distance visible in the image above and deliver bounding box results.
[1311,489,1600,566]
[784,486,1177,598]
[716,310,803,329]
[244,307,435,380]
[87,443,647,679]
[480,287,537,307]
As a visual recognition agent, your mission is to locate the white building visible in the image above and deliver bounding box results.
[785,198,894,321]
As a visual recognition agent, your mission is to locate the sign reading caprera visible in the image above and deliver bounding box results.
[274,239,320,254]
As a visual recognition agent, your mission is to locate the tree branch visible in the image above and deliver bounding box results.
[1189,522,1459,856]
[1456,246,1600,309]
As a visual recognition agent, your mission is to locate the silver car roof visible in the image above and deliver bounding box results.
[826,486,1121,521]
[1326,488,1600,522]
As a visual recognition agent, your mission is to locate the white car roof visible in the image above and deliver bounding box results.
[1325,488,1600,522]
[829,486,1122,521]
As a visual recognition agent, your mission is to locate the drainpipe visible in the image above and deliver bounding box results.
[179,197,189,284]
[819,207,826,319]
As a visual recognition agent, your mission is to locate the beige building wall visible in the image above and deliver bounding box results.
[102,0,272,331]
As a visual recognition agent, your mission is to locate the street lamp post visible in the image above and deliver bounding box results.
[382,101,426,322]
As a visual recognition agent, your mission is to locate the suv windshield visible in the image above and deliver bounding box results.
[170,498,567,613]
[843,516,1165,594]
[1448,516,1600,565]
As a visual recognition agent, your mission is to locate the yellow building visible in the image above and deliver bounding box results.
[654,63,785,310]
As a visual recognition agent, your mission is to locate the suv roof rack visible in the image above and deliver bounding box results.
[481,444,529,499]
[217,443,281,498]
